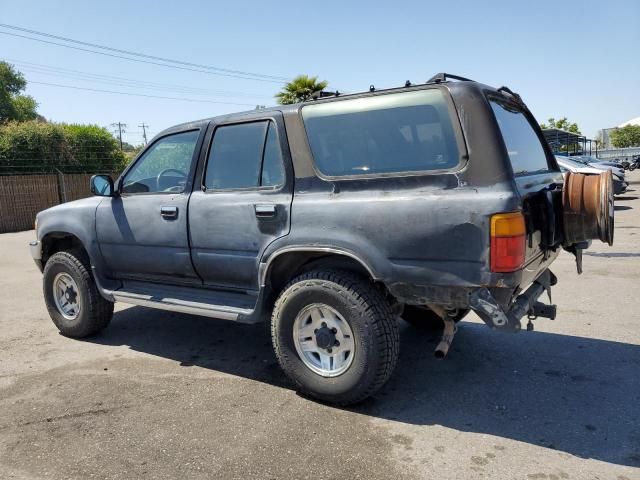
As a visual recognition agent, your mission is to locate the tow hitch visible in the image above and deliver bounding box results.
[469,270,557,332]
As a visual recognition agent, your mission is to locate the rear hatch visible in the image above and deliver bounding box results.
[489,95,565,284]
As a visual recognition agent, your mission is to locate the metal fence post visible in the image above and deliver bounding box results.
[55,168,67,203]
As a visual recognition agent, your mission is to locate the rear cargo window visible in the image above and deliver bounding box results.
[302,89,460,177]
[490,99,550,176]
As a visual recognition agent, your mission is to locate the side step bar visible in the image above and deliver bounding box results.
[111,290,254,321]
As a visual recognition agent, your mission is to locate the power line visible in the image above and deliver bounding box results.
[0,24,288,83]
[27,80,258,106]
[7,59,271,99]
[0,23,288,81]
[0,31,287,84]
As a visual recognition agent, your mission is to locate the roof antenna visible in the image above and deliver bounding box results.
[405,80,412,87]
[369,85,375,92]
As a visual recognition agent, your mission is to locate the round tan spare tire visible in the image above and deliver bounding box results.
[562,170,614,246]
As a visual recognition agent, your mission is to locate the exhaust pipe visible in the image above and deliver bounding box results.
[434,316,456,359]
[427,304,457,359]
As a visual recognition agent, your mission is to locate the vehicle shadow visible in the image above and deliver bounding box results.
[89,306,640,468]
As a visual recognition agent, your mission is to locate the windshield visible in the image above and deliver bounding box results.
[566,156,589,165]
[490,98,551,176]
[556,157,585,169]
[580,156,614,164]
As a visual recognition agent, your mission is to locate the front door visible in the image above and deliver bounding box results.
[188,115,292,291]
[96,128,203,284]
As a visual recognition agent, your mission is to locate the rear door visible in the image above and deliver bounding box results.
[188,113,293,291]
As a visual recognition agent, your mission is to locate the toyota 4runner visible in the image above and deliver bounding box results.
[30,73,614,405]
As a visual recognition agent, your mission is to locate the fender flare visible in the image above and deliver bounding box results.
[259,246,378,287]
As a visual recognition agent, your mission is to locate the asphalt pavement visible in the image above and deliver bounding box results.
[1,173,639,480]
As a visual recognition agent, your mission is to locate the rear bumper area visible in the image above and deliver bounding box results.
[469,269,557,332]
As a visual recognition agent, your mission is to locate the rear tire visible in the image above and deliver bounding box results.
[271,270,399,405]
[401,305,469,330]
[43,251,113,338]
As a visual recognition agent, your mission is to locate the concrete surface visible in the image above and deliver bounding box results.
[1,173,639,480]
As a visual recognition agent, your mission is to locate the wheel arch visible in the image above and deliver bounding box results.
[260,247,379,302]
[41,231,90,266]
[39,230,118,301]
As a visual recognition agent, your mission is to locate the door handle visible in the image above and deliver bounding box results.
[254,204,276,218]
[160,206,178,219]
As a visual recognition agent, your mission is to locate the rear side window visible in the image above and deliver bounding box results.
[261,123,285,187]
[302,89,460,177]
[204,121,285,189]
[490,99,550,176]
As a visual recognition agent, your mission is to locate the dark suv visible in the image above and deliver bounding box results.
[30,73,613,405]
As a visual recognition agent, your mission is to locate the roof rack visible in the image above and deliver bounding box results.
[305,73,476,103]
[310,90,340,100]
[426,73,473,84]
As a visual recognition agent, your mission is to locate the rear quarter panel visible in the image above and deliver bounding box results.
[266,84,565,308]
[263,102,527,303]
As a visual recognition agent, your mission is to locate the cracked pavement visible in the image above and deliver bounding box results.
[1,174,639,479]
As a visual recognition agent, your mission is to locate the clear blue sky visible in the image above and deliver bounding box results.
[1,0,638,145]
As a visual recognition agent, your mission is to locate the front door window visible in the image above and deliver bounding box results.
[122,130,199,194]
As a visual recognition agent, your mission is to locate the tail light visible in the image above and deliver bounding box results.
[490,212,526,272]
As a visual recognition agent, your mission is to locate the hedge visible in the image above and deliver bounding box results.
[0,121,128,174]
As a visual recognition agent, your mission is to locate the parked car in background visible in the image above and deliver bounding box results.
[571,156,625,177]
[556,156,604,175]
[556,156,627,195]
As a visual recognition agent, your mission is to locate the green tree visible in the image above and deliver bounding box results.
[0,61,39,122]
[609,124,640,148]
[539,117,581,134]
[275,75,328,104]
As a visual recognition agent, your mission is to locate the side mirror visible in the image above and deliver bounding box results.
[90,175,115,197]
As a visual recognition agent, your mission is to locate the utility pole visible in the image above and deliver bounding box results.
[139,123,149,145]
[110,122,127,150]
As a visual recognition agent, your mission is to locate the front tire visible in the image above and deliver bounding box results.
[43,251,113,338]
[271,270,399,405]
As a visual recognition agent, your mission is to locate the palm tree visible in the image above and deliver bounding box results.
[275,75,329,105]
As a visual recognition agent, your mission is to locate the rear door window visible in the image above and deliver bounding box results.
[490,99,550,176]
[204,121,285,190]
[301,89,460,177]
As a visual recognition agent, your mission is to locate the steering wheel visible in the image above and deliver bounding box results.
[156,168,187,192]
